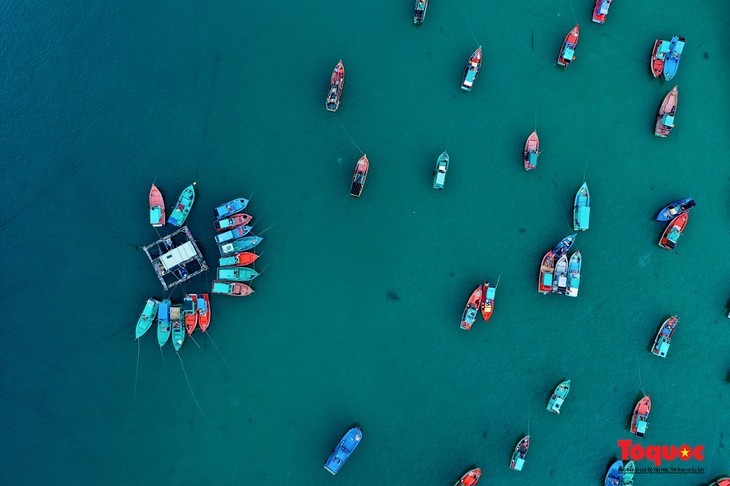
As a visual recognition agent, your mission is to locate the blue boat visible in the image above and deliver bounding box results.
[604,459,623,486]
[156,298,171,347]
[214,198,249,220]
[573,182,590,231]
[214,225,253,245]
[218,236,263,256]
[663,36,686,81]
[656,197,695,221]
[566,251,581,298]
[324,426,362,475]
[552,233,577,259]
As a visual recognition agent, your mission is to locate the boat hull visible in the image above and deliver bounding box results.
[324,427,362,475]
[454,468,481,486]
[655,86,678,137]
[326,61,345,112]
[413,0,429,24]
[219,236,264,256]
[510,435,530,471]
[212,280,254,296]
[630,395,651,438]
[197,293,211,332]
[136,298,160,339]
[157,298,172,347]
[557,25,580,67]
[650,39,670,78]
[651,316,678,358]
[461,47,482,91]
[219,251,260,267]
[217,266,259,282]
[214,213,252,232]
[433,151,449,189]
[214,198,249,220]
[538,250,555,294]
[663,36,685,81]
[656,197,694,221]
[523,131,539,170]
[546,380,571,413]
[461,284,483,330]
[604,460,623,486]
[350,155,369,197]
[168,184,196,227]
[183,294,198,335]
[592,0,611,24]
[573,183,590,231]
[149,184,165,227]
[659,212,688,250]
[480,282,495,322]
[566,251,581,297]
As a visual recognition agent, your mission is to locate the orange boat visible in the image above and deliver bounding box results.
[149,184,165,227]
[219,251,259,266]
[183,294,198,335]
[655,86,678,138]
[659,212,688,250]
[460,284,483,331]
[630,395,651,438]
[557,25,580,67]
[350,155,369,197]
[650,39,671,78]
[523,131,539,170]
[480,282,496,322]
[538,250,555,294]
[453,468,481,486]
[197,293,211,332]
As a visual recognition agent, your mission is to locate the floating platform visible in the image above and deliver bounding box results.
[143,226,208,290]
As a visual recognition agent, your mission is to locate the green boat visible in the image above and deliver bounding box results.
[432,151,449,189]
[170,304,185,351]
[167,183,196,227]
[135,298,160,339]
[621,461,635,486]
[156,298,172,347]
[573,182,590,231]
[217,266,259,282]
[546,379,571,414]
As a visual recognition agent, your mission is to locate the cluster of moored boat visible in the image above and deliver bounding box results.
[134,294,211,351]
[656,197,694,250]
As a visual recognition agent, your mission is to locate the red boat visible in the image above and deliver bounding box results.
[592,0,612,24]
[523,131,539,170]
[712,478,730,486]
[659,212,688,250]
[350,155,369,197]
[214,213,253,232]
[149,184,165,227]
[655,86,678,138]
[453,468,481,486]
[630,395,651,438]
[197,293,211,332]
[230,251,260,266]
[212,280,254,297]
[538,250,555,294]
[460,284,483,331]
[460,46,483,91]
[480,282,496,322]
[557,25,580,67]
[184,294,198,335]
[325,60,345,112]
[650,39,671,78]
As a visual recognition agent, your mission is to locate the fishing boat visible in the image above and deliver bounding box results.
[663,36,686,81]
[453,468,481,486]
[655,85,678,138]
[183,294,198,335]
[622,461,635,486]
[460,284,484,331]
[211,280,254,296]
[196,293,211,333]
[167,183,196,227]
[573,182,590,231]
[557,25,580,67]
[214,225,253,244]
[656,197,695,221]
[219,251,259,267]
[566,251,582,298]
[149,184,165,227]
[460,46,482,91]
[552,233,577,259]
[630,395,651,438]
[413,0,428,24]
[604,460,623,486]
[510,435,530,471]
[651,315,678,358]
[523,131,539,170]
[135,298,160,339]
[710,478,730,486]
[659,212,688,250]
[214,198,249,220]
[480,282,496,322]
[324,426,362,475]
[650,39,671,78]
[552,254,569,294]
[157,298,171,347]
[214,213,252,232]
[217,266,259,282]
[592,0,612,24]
[219,236,264,256]
[171,310,185,351]
[350,155,369,197]
[433,151,449,189]
[538,250,555,294]
[325,60,345,112]
[546,380,571,414]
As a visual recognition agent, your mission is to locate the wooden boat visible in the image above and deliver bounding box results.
[214,225,253,244]
[217,266,259,282]
[651,315,678,358]
[212,280,254,296]
[650,39,671,78]
[557,25,580,67]
[552,233,577,259]
[523,131,539,170]
[552,254,569,294]
[510,435,530,471]
[413,0,429,25]
[196,293,211,333]
[546,380,571,414]
[135,298,160,339]
[604,460,623,486]
[453,468,481,486]
[480,282,496,322]
[710,478,730,486]
[167,183,196,227]
[566,251,582,298]
[461,46,482,91]
[214,213,252,232]
[573,182,590,231]
[324,426,362,475]
[592,0,612,24]
[659,212,688,250]
[325,60,345,112]
[171,307,185,351]
[663,36,686,81]
[656,197,695,221]
[630,395,651,438]
[219,251,259,267]
[622,461,635,486]
[214,198,249,220]
[219,236,264,256]
[350,155,369,197]
[149,184,165,227]
[538,250,555,294]
[156,298,172,347]
[433,151,449,189]
[183,294,198,335]
[655,85,678,138]
[461,284,484,331]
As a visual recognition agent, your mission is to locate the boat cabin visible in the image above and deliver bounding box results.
[561,47,575,63]
[575,207,590,230]
[635,419,648,437]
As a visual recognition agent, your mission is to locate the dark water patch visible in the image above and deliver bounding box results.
[519,227,526,234]
[427,51,431,61]
[482,429,488,438]
[387,290,400,301]
[449,272,454,277]
[703,51,709,59]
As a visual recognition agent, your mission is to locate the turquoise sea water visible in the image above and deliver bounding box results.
[1,1,729,484]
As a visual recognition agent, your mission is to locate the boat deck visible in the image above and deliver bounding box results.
[143,226,208,290]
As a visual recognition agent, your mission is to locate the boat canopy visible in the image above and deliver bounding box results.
[528,152,538,165]
[576,207,590,229]
[563,47,574,59]
[485,287,496,300]
[160,241,197,271]
[218,269,236,279]
[662,114,675,126]
[599,1,609,14]
[212,282,231,294]
[513,457,525,471]
[542,273,553,286]
[569,275,580,289]
[667,227,681,242]
[150,207,162,224]
[158,301,170,318]
[219,256,236,266]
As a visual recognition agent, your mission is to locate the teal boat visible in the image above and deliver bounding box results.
[170,304,184,351]
[566,251,581,298]
[621,461,635,485]
[432,151,449,189]
[135,298,160,339]
[167,183,196,227]
[218,236,263,256]
[573,182,590,231]
[217,266,259,282]
[156,298,171,347]
[546,380,571,414]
